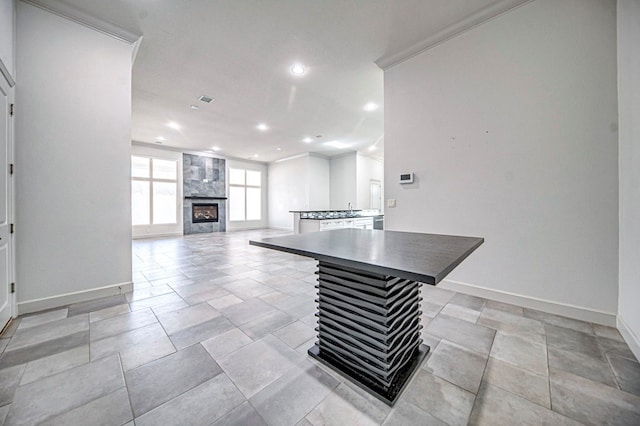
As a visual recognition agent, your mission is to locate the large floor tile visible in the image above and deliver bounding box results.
[469,382,580,425]
[135,374,245,426]
[425,314,495,355]
[218,335,303,398]
[273,321,317,349]
[6,354,124,425]
[0,363,25,406]
[90,308,157,341]
[483,300,523,316]
[89,304,130,323]
[550,369,640,426]
[598,335,638,361]
[211,401,267,426]
[383,401,446,426]
[239,310,295,340]
[157,302,221,335]
[449,293,486,311]
[40,387,132,426]
[546,323,603,360]
[219,298,278,326]
[17,309,68,330]
[129,292,186,311]
[403,369,475,426]
[67,295,127,317]
[490,331,548,376]
[125,343,222,417]
[422,339,487,394]
[20,345,89,385]
[477,307,546,345]
[6,314,89,352]
[607,354,640,396]
[305,382,391,426]
[482,356,550,408]
[0,331,89,369]
[201,328,253,360]
[548,345,617,387]
[250,360,339,426]
[524,308,594,335]
[169,315,235,350]
[421,285,455,306]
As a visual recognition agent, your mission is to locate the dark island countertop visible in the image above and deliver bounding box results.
[250,229,483,285]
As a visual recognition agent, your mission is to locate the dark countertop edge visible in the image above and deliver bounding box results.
[298,214,382,220]
[434,237,484,283]
[290,210,363,213]
[250,239,436,285]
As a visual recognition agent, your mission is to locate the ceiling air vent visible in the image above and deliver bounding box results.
[198,95,214,104]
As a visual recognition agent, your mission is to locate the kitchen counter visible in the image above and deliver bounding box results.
[291,210,383,233]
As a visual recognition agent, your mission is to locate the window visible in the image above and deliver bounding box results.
[229,168,262,221]
[131,156,178,225]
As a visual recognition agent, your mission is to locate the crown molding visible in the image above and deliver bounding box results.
[376,0,533,70]
[21,0,142,44]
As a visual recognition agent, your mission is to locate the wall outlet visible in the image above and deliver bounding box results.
[387,199,396,208]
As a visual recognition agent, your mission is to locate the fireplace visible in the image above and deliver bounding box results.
[192,203,218,223]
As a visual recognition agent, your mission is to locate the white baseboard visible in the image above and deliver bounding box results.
[439,279,617,327]
[617,315,640,362]
[17,281,133,315]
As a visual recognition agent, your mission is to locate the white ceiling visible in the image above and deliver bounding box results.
[31,0,528,163]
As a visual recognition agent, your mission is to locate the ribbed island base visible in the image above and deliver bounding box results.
[309,261,427,405]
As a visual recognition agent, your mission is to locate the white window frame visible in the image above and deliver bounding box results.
[229,168,262,222]
[131,156,179,226]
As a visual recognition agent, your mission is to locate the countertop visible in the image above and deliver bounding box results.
[250,228,483,285]
[290,210,383,220]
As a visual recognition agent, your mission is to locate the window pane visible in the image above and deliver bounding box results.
[246,170,261,187]
[132,156,150,178]
[152,182,177,224]
[229,186,245,221]
[229,168,245,185]
[153,159,177,180]
[246,187,261,220]
[132,180,150,225]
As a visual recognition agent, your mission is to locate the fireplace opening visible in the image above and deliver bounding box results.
[192,203,218,223]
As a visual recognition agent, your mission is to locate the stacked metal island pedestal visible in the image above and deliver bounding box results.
[250,228,483,405]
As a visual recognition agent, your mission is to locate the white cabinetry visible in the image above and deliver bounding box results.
[298,216,374,233]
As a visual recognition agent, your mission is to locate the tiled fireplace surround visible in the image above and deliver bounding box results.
[183,154,226,235]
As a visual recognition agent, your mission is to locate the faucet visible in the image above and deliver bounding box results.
[348,202,352,215]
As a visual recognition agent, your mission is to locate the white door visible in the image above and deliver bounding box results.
[369,180,381,210]
[0,74,14,332]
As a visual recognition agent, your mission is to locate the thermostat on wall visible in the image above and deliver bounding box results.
[399,172,414,184]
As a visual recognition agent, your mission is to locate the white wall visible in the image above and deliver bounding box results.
[356,153,384,211]
[268,153,331,229]
[617,0,640,358]
[131,144,183,238]
[268,155,310,229]
[15,3,134,312]
[308,155,330,210]
[227,158,268,231]
[330,153,357,209]
[0,0,15,81]
[384,0,619,322]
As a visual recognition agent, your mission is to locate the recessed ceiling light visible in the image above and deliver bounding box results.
[302,137,312,143]
[368,145,377,152]
[276,147,282,151]
[256,123,269,131]
[156,136,166,141]
[290,63,306,76]
[198,95,214,103]
[254,154,259,158]
[167,121,181,130]
[211,146,221,152]
[363,102,379,112]
[325,140,348,149]
[190,105,200,110]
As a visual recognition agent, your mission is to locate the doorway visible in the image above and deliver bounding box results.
[369,180,381,211]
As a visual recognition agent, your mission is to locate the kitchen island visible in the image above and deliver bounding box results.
[250,228,483,405]
[291,209,382,233]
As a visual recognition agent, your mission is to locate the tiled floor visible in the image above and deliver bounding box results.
[1,229,640,425]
